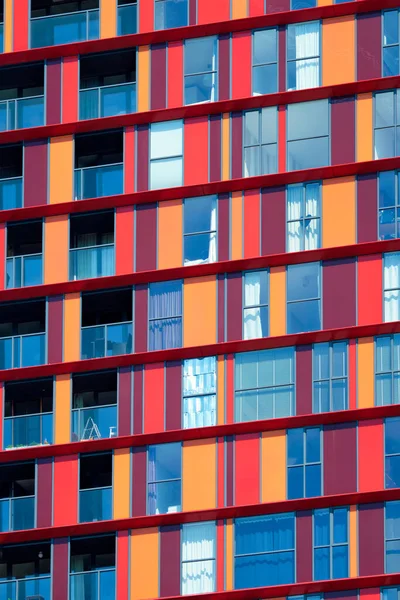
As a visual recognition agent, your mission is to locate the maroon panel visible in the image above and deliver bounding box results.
[47,295,63,364]
[136,124,149,192]
[219,34,230,101]
[217,274,225,343]
[359,503,384,575]
[135,204,157,271]
[46,59,62,125]
[210,115,221,182]
[331,97,355,166]
[357,173,378,243]
[322,258,356,329]
[357,12,382,81]
[266,0,290,13]
[131,447,147,516]
[134,284,148,353]
[278,26,286,93]
[261,186,286,255]
[226,272,242,342]
[323,423,357,495]
[24,140,48,207]
[52,538,69,600]
[218,192,229,260]
[118,367,132,437]
[189,0,196,25]
[133,365,143,434]
[165,360,182,431]
[160,525,181,597]
[231,112,243,179]
[151,43,167,110]
[226,435,234,506]
[37,457,52,528]
[296,345,312,416]
[326,591,358,600]
[296,510,313,583]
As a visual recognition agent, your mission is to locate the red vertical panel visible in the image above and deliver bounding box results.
[235,433,260,506]
[231,32,251,99]
[326,592,358,600]
[358,419,384,492]
[151,43,167,110]
[217,275,225,343]
[267,0,290,12]
[231,113,243,179]
[46,60,62,125]
[37,457,53,528]
[216,519,224,591]
[0,224,5,292]
[116,206,134,276]
[226,354,234,424]
[261,186,286,255]
[136,125,149,192]
[118,367,132,437]
[53,455,78,526]
[135,204,157,271]
[210,115,222,183]
[184,116,208,185]
[331,97,355,166]
[322,258,357,329]
[357,13,382,81]
[359,503,384,575]
[197,0,230,24]
[219,34,230,101]
[324,423,357,495]
[349,339,357,410]
[218,193,229,261]
[139,0,154,32]
[217,437,224,507]
[249,0,265,15]
[278,26,286,92]
[47,296,63,364]
[278,105,286,172]
[244,189,260,258]
[133,365,143,434]
[13,0,29,51]
[134,284,148,353]
[166,360,182,431]
[62,56,79,123]
[52,538,69,600]
[358,254,382,326]
[227,273,242,342]
[160,525,181,597]
[117,531,129,600]
[131,447,147,516]
[360,589,381,600]
[296,510,313,582]
[357,174,378,243]
[124,126,135,194]
[144,363,164,433]
[296,345,312,416]
[24,141,48,207]
[168,41,183,108]
[226,435,234,505]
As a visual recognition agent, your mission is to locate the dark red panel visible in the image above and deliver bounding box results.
[278,26,286,93]
[52,538,69,600]
[131,447,147,516]
[37,457,52,528]
[151,44,167,110]
[136,124,149,192]
[266,0,290,13]
[296,510,312,583]
[357,174,378,243]
[135,204,157,271]
[166,360,182,431]
[118,367,132,437]
[323,423,357,495]
[358,503,384,575]
[217,274,225,343]
[331,97,355,166]
[226,435,234,506]
[133,365,143,434]
[231,112,243,179]
[226,272,242,342]
[24,140,48,207]
[326,591,358,600]
[322,258,356,329]
[47,295,63,364]
[261,186,286,255]
[46,59,62,125]
[210,115,222,182]
[189,0,196,25]
[296,345,312,416]
[357,12,382,81]
[134,284,148,353]
[160,525,181,597]
[218,192,229,260]
[219,34,230,101]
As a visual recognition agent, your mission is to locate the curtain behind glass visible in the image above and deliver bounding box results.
[385,253,400,321]
[291,22,319,90]
[244,272,262,339]
[149,281,182,349]
[287,185,303,251]
[183,357,216,428]
[182,522,216,595]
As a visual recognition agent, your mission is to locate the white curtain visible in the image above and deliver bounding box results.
[183,357,216,428]
[287,185,302,252]
[149,282,182,350]
[304,183,320,250]
[244,271,265,340]
[209,204,217,263]
[73,232,114,279]
[384,252,400,322]
[287,184,320,252]
[182,522,216,595]
[290,22,320,90]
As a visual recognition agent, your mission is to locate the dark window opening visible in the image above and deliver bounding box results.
[31,0,98,18]
[0,63,44,101]
[80,49,136,90]
[70,535,115,572]
[82,289,132,327]
[73,370,117,409]
[7,220,42,257]
[0,298,46,338]
[0,144,22,179]
[5,378,53,418]
[70,211,114,249]
[80,453,112,490]
[0,462,35,499]
[75,131,123,169]
[0,542,51,579]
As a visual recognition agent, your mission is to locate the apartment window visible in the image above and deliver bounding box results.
[385,417,400,489]
[287,21,320,91]
[70,534,115,600]
[243,270,269,340]
[183,357,216,429]
[184,195,217,265]
[235,347,295,422]
[383,589,400,600]
[291,0,316,8]
[287,427,322,499]
[313,507,349,580]
[148,442,181,515]
[0,62,45,131]
[313,341,348,412]
[155,0,188,30]
[0,298,46,369]
[252,28,278,96]
[234,513,295,589]
[0,542,51,598]
[150,120,183,190]
[384,252,400,322]
[184,36,217,105]
[0,462,35,531]
[72,370,118,442]
[287,262,321,334]
[386,501,400,572]
[117,0,137,36]
[287,99,329,170]
[79,453,112,523]
[182,522,216,595]
[383,11,400,77]
[375,334,400,405]
[69,211,114,281]
[379,170,399,240]
[374,90,400,159]
[287,182,321,252]
[243,107,278,177]
[0,144,23,211]
[6,220,43,289]
[149,280,182,350]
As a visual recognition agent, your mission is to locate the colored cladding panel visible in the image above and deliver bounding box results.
[160,525,181,598]
[135,204,157,271]
[322,177,356,247]
[226,356,234,424]
[357,337,374,408]
[331,97,355,166]
[116,206,134,276]
[357,12,381,81]
[184,275,217,347]
[138,46,150,111]
[357,93,373,162]
[47,295,63,364]
[232,0,247,18]
[324,423,357,495]
[261,186,286,255]
[131,447,147,516]
[12,0,28,51]
[136,125,149,192]
[358,503,384,575]
[118,367,132,437]
[197,0,230,24]
[216,520,224,590]
[231,191,243,259]
[36,457,53,528]
[326,592,358,600]
[358,419,384,492]
[360,589,381,600]
[124,126,135,194]
[62,56,79,123]
[249,0,265,15]
[358,254,382,326]
[217,274,225,343]
[296,510,313,583]
[235,433,260,506]
[278,27,286,93]
[322,16,355,86]
[113,448,131,519]
[226,435,234,504]
[218,193,230,261]
[231,112,243,179]
[184,116,209,186]
[350,508,357,578]
[55,374,71,445]
[226,272,242,342]
[130,528,159,600]
[151,43,167,110]
[139,0,154,33]
[133,366,144,434]
[210,115,222,182]
[134,284,148,353]
[189,0,196,25]
[357,174,378,243]
[144,363,164,433]
[266,0,289,12]
[322,258,356,329]
[4,0,12,52]
[100,0,116,38]
[46,59,62,125]
[217,438,224,507]
[231,32,251,99]
[225,519,234,589]
[183,438,217,511]
[158,200,182,269]
[165,360,182,431]
[244,189,260,258]
[261,430,286,502]
[349,339,357,410]
[24,140,48,207]
[270,266,286,336]
[49,136,74,204]
[52,538,69,600]
[167,41,183,108]
[63,293,81,363]
[53,455,78,526]
[0,384,3,449]
[44,215,69,284]
[117,531,129,600]
[296,345,312,416]
[217,357,225,424]
[219,34,230,101]
[278,106,286,172]
[222,113,230,180]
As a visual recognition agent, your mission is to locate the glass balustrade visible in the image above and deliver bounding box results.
[0,333,45,369]
[81,322,132,359]
[6,254,43,288]
[70,569,115,600]
[4,412,53,449]
[69,245,114,281]
[0,576,51,600]
[0,177,22,211]
[117,3,137,36]
[0,23,3,53]
[31,9,99,48]
[72,405,117,442]
[0,96,44,132]
[0,496,35,531]
[80,82,136,120]
[79,487,112,523]
[74,164,123,200]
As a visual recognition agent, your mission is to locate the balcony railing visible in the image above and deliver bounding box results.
[69,245,114,281]
[80,82,136,120]
[6,253,43,289]
[0,332,46,369]
[31,9,99,48]
[81,322,132,359]
[72,405,117,441]
[117,3,137,36]
[79,487,112,523]
[0,496,35,531]
[4,412,53,449]
[0,96,45,131]
[0,23,3,53]
[0,575,51,600]
[0,177,23,211]
[70,569,115,600]
[74,163,124,200]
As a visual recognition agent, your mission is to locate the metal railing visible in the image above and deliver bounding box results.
[31,9,99,48]
[0,496,35,531]
[0,575,51,600]
[0,332,46,369]
[70,569,115,600]
[81,321,132,359]
[0,95,44,131]
[69,245,114,281]
[0,176,23,211]
[80,82,136,120]
[6,253,43,289]
[4,412,53,449]
[74,163,123,200]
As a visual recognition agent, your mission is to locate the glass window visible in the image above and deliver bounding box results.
[385,417,400,489]
[243,107,278,177]
[183,357,216,429]
[252,28,278,96]
[287,21,320,91]
[287,262,321,334]
[383,11,400,77]
[287,427,322,499]
[149,280,182,350]
[243,270,269,340]
[313,341,348,412]
[379,170,400,240]
[386,501,400,573]
[184,195,217,265]
[384,252,400,322]
[383,589,400,600]
[374,90,400,160]
[291,0,316,8]
[150,120,183,190]
[182,522,216,595]
[287,99,329,170]
[375,334,400,406]
[313,507,349,580]
[155,0,188,30]
[287,181,321,251]
[234,513,295,589]
[235,347,295,422]
[184,37,217,105]
[147,442,181,515]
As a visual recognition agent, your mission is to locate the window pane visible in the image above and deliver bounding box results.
[305,464,321,497]
[387,540,400,573]
[253,64,278,96]
[386,501,400,539]
[235,350,259,390]
[386,455,400,489]
[385,252,400,290]
[394,334,400,371]
[148,480,181,514]
[288,137,329,171]
[234,551,295,589]
[150,120,183,160]
[182,521,216,561]
[150,157,183,190]
[314,343,329,380]
[185,73,216,105]
[155,0,188,29]
[243,306,268,340]
[149,280,182,319]
[376,373,393,406]
[384,11,399,46]
[288,465,304,499]
[253,28,277,65]
[244,146,260,177]
[313,380,330,413]
[183,357,216,395]
[148,442,181,481]
[287,99,329,140]
[287,21,320,61]
[183,394,216,429]
[244,110,260,146]
[274,385,293,418]
[375,127,396,160]
[386,417,400,454]
[184,233,215,265]
[314,547,329,581]
[287,299,321,334]
[332,378,348,411]
[333,508,348,543]
[274,347,294,385]
[332,342,347,377]
[375,92,395,128]
[376,336,392,372]
[261,107,277,144]
[235,513,295,555]
[306,428,321,463]
[149,317,182,350]
[185,36,217,75]
[384,46,400,78]
[314,509,329,546]
[261,144,278,174]
[332,545,348,579]
[379,171,396,208]
[382,589,399,600]
[288,262,320,301]
[244,270,268,307]
[380,208,397,240]
[184,195,216,234]
[182,560,215,595]
[287,428,303,466]
[236,389,258,422]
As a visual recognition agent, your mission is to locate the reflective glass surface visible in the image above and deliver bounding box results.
[4,413,53,449]
[0,178,22,211]
[117,3,137,36]
[6,255,43,289]
[75,164,124,200]
[81,323,132,359]
[70,570,115,600]
[79,488,112,523]
[31,10,99,48]
[69,246,115,280]
[155,0,188,30]
[79,83,136,120]
[72,405,117,442]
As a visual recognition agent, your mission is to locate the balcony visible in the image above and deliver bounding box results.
[117,1,137,36]
[0,462,35,531]
[70,569,115,600]
[0,23,3,53]
[75,163,123,200]
[0,332,45,369]
[79,453,112,523]
[82,322,132,359]
[69,210,115,280]
[31,9,99,48]
[0,96,44,130]
[70,534,115,600]
[6,219,43,289]
[80,82,136,120]
[0,575,51,600]
[72,370,118,442]
[0,541,51,600]
[0,144,23,211]
[6,254,42,288]
[4,412,52,449]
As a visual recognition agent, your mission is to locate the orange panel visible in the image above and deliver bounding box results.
[244,189,260,258]
[217,356,225,425]
[55,374,71,445]
[144,363,164,433]
[225,519,233,590]
[197,0,230,24]
[53,455,78,526]
[322,177,356,247]
[231,191,243,260]
[232,0,247,17]
[357,337,374,408]
[183,276,217,346]
[349,505,357,577]
[100,0,116,38]
[184,117,208,186]
[4,0,12,53]
[63,293,81,362]
[358,255,382,326]
[113,448,131,519]
[270,266,286,336]
[357,93,373,162]
[49,136,74,204]
[322,16,355,86]
[158,200,183,269]
[261,430,286,502]
[138,46,150,111]
[130,529,159,599]
[358,419,384,492]
[62,56,79,123]
[231,31,252,99]
[168,41,183,108]
[44,215,69,284]
[183,438,216,511]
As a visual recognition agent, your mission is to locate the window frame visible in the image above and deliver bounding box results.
[382,10,400,78]
[182,356,217,429]
[286,20,321,92]
[286,180,322,252]
[148,279,183,351]
[374,89,400,160]
[312,340,349,413]
[154,0,189,31]
[251,27,279,97]
[286,99,331,171]
[286,261,322,334]
[287,426,323,500]
[149,119,184,190]
[313,506,349,581]
[242,106,278,178]
[147,441,182,516]
[375,334,400,406]
[385,500,400,573]
[183,195,218,266]
[242,269,269,340]
[183,35,218,106]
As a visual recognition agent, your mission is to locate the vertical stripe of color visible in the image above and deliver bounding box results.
[130,529,159,599]
[151,43,167,110]
[100,0,116,38]
[357,337,374,408]
[36,457,53,528]
[322,16,355,86]
[358,419,384,492]
[47,295,63,364]
[266,0,289,12]
[131,448,147,517]
[278,106,286,172]
[357,173,378,242]
[231,32,251,99]
[261,430,286,501]
[357,93,373,162]
[230,191,243,259]
[358,503,384,575]
[49,136,74,204]
[183,439,217,511]
[52,538,69,600]
[217,358,225,425]
[357,12,381,81]
[184,116,209,185]
[124,126,135,194]
[358,254,382,325]
[62,56,79,123]
[269,266,286,336]
[218,193,229,261]
[261,186,286,255]
[226,273,242,341]
[222,113,230,180]
[322,177,356,247]
[113,448,131,519]
[3,0,12,53]
[244,189,260,258]
[53,455,78,526]
[197,0,229,24]
[349,338,357,410]
[138,46,150,110]
[44,215,69,284]
[184,276,217,346]
[136,124,149,192]
[55,374,71,445]
[235,433,260,505]
[12,0,28,51]
[219,34,230,101]
[116,206,134,276]
[160,526,181,597]
[231,112,243,179]
[296,510,313,582]
[226,355,234,424]
[118,367,132,437]
[135,204,157,271]
[226,436,234,506]
[210,115,222,182]
[167,41,183,108]
[165,360,182,431]
[63,293,80,362]
[46,59,62,125]
[158,199,183,269]
[24,140,48,207]
[331,97,355,165]
[116,531,129,600]
[278,27,286,92]
[249,0,265,15]
[296,345,312,415]
[217,275,225,342]
[322,258,356,329]
[323,423,357,495]
[144,363,164,433]
[133,365,144,434]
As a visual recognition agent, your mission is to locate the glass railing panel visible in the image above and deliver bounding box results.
[17,96,45,129]
[4,413,53,449]
[21,333,46,367]
[6,254,43,289]
[70,570,115,600]
[81,322,132,359]
[0,499,9,531]
[69,245,115,280]
[11,496,35,530]
[79,83,136,120]
[99,570,116,600]
[81,325,106,360]
[106,322,132,356]
[79,89,98,120]
[72,405,117,442]
[117,4,137,36]
[30,9,99,48]
[0,579,16,600]
[0,23,4,53]
[18,576,51,600]
[0,177,23,211]
[79,487,112,523]
[75,164,123,200]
